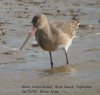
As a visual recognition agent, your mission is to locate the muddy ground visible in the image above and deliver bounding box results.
[0,0,100,95]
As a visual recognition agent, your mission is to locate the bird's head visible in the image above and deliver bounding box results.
[20,14,47,50]
[31,14,47,30]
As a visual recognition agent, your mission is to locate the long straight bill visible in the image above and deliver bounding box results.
[20,32,31,50]
[20,27,36,50]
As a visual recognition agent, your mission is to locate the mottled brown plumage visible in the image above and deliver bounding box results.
[55,20,79,38]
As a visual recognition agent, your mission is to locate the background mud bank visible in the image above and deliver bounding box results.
[0,0,100,95]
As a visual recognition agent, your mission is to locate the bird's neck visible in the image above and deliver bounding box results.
[41,22,52,38]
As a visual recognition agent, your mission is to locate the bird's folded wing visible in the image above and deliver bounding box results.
[54,20,79,38]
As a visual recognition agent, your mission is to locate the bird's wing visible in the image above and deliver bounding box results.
[54,20,79,38]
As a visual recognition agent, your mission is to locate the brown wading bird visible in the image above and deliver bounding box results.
[20,14,79,68]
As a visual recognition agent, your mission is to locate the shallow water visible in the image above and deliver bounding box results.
[0,0,100,95]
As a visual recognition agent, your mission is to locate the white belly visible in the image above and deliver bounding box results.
[58,38,73,52]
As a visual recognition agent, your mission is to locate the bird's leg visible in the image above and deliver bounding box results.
[64,49,69,64]
[49,51,53,68]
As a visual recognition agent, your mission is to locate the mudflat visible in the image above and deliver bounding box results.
[0,0,100,95]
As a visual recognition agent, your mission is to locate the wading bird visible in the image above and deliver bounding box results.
[20,14,79,68]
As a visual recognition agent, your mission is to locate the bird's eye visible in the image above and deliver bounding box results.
[38,20,42,23]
